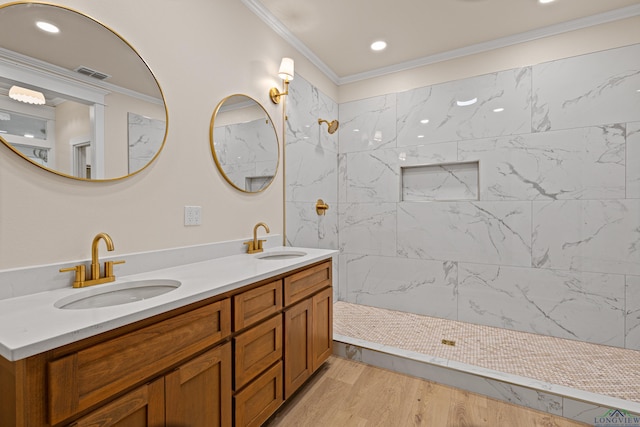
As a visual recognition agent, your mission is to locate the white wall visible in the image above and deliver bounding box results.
[0,0,337,269]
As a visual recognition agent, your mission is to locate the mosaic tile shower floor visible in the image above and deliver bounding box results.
[333,301,640,403]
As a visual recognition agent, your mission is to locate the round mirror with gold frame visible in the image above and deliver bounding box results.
[0,2,168,181]
[209,94,279,193]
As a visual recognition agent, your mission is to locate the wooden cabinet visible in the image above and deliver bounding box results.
[312,286,333,371]
[0,258,332,427]
[71,342,232,427]
[48,300,231,425]
[165,342,232,427]
[283,261,333,398]
[233,281,285,426]
[71,378,165,427]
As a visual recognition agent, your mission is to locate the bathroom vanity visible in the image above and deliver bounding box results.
[0,249,334,427]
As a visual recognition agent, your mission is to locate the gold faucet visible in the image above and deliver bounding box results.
[244,222,270,254]
[60,232,125,288]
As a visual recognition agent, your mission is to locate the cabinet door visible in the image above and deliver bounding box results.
[165,342,232,427]
[312,287,333,371]
[234,361,283,427]
[235,314,282,390]
[70,378,164,427]
[283,298,312,399]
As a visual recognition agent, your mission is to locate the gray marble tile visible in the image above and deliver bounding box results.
[338,153,348,204]
[285,201,338,250]
[396,67,531,146]
[628,122,640,199]
[343,254,458,319]
[338,94,397,153]
[397,201,532,267]
[532,44,640,132]
[402,161,478,202]
[338,203,396,256]
[287,75,338,203]
[532,200,640,275]
[459,263,625,346]
[344,143,458,203]
[458,125,626,200]
[626,275,640,351]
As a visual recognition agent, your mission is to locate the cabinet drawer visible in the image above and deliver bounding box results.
[234,314,282,390]
[48,298,231,425]
[234,280,282,331]
[234,361,283,427]
[284,261,331,306]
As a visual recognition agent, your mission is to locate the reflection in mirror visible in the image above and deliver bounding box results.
[210,95,279,193]
[0,2,167,181]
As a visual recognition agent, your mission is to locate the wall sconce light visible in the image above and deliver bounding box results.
[9,85,46,105]
[269,57,294,104]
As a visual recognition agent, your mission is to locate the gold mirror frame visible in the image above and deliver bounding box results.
[209,94,279,193]
[0,2,168,181]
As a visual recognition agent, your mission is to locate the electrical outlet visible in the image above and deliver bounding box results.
[184,206,202,226]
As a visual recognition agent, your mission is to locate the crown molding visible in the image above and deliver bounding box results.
[240,0,340,84]
[242,1,640,86]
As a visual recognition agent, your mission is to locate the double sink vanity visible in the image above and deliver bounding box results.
[0,242,336,427]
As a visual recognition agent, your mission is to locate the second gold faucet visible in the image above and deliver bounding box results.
[244,222,270,254]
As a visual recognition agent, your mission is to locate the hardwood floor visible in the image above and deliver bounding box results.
[264,356,589,427]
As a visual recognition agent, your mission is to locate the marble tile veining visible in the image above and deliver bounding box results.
[458,125,626,201]
[532,200,640,275]
[344,254,458,319]
[532,44,640,132]
[397,201,532,267]
[458,263,625,346]
[628,122,640,199]
[396,67,531,146]
[338,94,397,153]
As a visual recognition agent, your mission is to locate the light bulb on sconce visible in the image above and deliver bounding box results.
[269,57,294,104]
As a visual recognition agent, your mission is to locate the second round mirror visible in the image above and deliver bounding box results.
[210,95,279,193]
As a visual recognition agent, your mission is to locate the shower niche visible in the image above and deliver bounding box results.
[400,161,479,201]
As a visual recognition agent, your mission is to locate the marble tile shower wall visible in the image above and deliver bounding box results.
[285,76,339,250]
[337,43,640,350]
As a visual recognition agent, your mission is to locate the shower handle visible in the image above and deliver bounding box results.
[316,199,329,215]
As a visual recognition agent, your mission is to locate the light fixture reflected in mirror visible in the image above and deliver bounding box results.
[9,85,45,105]
[269,57,294,104]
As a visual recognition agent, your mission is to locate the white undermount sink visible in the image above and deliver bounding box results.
[255,250,307,260]
[54,279,181,310]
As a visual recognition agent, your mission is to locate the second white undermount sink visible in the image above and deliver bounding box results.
[54,279,181,310]
[255,250,307,260]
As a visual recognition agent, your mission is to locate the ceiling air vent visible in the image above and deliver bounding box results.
[74,66,111,81]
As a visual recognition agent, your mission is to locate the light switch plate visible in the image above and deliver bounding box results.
[184,206,202,226]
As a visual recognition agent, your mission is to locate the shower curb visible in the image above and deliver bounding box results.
[333,334,640,425]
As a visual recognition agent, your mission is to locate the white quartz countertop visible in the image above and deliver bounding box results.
[0,247,336,361]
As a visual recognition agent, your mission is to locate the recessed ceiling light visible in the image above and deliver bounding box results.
[370,40,387,51]
[353,129,360,132]
[539,0,555,3]
[36,21,59,33]
[493,107,505,113]
[456,97,477,107]
[420,119,430,124]
[417,135,425,138]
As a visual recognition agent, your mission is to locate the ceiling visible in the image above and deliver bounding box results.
[244,0,640,84]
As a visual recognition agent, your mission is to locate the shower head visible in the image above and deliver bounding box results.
[318,118,339,134]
